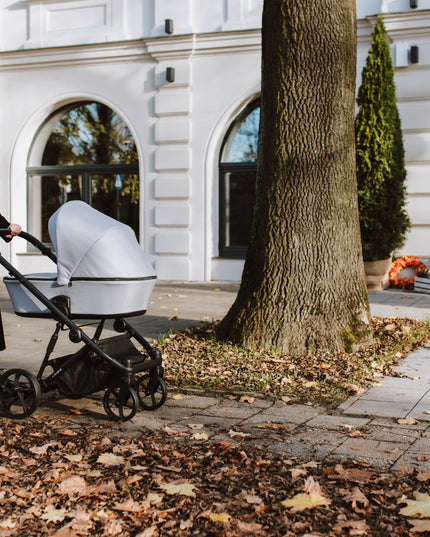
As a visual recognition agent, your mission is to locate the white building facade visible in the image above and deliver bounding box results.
[1,0,430,281]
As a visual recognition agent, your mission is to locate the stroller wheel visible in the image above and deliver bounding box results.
[103,385,139,422]
[136,374,167,410]
[0,368,41,419]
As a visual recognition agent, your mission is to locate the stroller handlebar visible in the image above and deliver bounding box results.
[0,229,57,264]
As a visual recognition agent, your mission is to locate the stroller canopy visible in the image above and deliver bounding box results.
[48,201,156,286]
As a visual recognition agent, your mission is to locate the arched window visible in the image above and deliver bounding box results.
[219,99,260,257]
[27,102,139,243]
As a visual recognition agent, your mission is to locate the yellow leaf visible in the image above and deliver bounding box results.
[65,454,83,462]
[142,493,163,507]
[207,512,230,523]
[229,430,250,438]
[41,506,67,523]
[281,492,331,512]
[96,453,125,466]
[160,483,198,497]
[192,433,209,441]
[172,394,183,400]
[400,493,430,518]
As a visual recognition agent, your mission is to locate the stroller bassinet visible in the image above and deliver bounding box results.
[4,201,156,317]
[0,201,166,421]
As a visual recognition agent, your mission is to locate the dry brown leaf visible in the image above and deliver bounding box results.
[408,519,430,533]
[304,476,324,495]
[344,487,369,509]
[398,417,419,425]
[113,497,143,513]
[96,453,125,466]
[58,475,89,497]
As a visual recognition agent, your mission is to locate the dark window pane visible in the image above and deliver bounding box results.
[91,174,139,239]
[29,174,82,242]
[222,170,256,249]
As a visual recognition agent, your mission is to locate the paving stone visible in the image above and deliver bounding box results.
[165,394,219,409]
[253,404,321,425]
[368,417,428,431]
[200,402,261,419]
[332,437,409,463]
[406,436,430,454]
[176,414,242,429]
[341,400,412,418]
[365,427,421,443]
[390,453,430,472]
[305,415,370,431]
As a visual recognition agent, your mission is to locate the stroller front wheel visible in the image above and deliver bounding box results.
[0,368,41,419]
[103,385,139,422]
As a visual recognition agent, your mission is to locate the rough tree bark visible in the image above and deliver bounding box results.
[216,0,373,355]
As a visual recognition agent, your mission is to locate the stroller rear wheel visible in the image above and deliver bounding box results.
[136,373,167,410]
[103,385,139,422]
[0,368,41,419]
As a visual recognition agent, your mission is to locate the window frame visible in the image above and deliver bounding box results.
[27,163,139,244]
[218,99,260,259]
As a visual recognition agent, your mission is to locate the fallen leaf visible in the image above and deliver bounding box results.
[96,453,125,466]
[400,492,430,518]
[408,519,430,533]
[206,512,230,522]
[344,487,369,509]
[398,417,419,425]
[41,506,67,523]
[229,430,250,438]
[239,395,255,404]
[0,518,16,530]
[281,492,331,512]
[172,394,183,400]
[58,475,89,497]
[142,493,163,508]
[160,483,198,497]
[113,497,143,513]
[192,433,209,441]
[64,454,83,462]
[29,443,52,455]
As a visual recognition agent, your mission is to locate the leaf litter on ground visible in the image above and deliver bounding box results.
[158,316,430,407]
[0,416,429,536]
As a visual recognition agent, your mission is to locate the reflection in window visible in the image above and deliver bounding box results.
[28,102,139,242]
[219,100,260,258]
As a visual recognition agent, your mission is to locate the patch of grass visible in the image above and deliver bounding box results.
[158,317,430,407]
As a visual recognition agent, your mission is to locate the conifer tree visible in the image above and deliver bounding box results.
[356,17,410,262]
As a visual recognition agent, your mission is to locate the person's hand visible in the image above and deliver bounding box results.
[6,223,22,239]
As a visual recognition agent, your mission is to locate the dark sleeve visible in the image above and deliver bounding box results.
[0,214,11,243]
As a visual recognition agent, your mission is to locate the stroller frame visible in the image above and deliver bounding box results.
[0,231,167,421]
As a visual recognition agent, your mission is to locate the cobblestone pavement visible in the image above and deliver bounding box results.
[1,282,430,470]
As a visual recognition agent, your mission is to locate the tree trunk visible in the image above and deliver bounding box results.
[216,0,372,355]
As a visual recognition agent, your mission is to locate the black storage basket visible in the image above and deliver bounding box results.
[50,335,143,397]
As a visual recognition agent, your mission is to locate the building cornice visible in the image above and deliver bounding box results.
[0,40,149,71]
[0,28,262,70]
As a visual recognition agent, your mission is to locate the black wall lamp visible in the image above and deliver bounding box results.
[165,19,174,34]
[166,67,175,83]
[410,0,418,8]
[410,45,419,64]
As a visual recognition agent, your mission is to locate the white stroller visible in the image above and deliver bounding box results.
[0,201,167,421]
